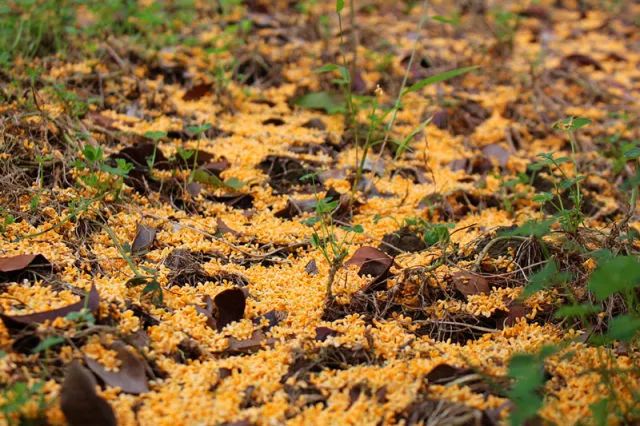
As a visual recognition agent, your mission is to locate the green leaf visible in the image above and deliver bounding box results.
[31,336,64,353]
[500,219,554,238]
[623,146,640,159]
[82,145,103,163]
[315,64,341,73]
[402,66,479,95]
[606,315,640,342]
[336,0,344,13]
[590,399,609,426]
[192,169,225,188]
[394,117,431,158]
[588,255,640,301]
[144,130,167,141]
[553,116,591,131]
[185,123,212,135]
[294,92,345,114]
[142,280,163,306]
[224,177,246,190]
[424,224,451,246]
[66,309,96,325]
[507,354,544,426]
[100,159,133,177]
[521,260,570,298]
[532,192,553,204]
[341,224,364,233]
[431,14,460,25]
[554,303,601,319]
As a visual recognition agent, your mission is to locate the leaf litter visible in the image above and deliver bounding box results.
[0,1,639,425]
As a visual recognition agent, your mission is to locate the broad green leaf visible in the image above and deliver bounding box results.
[590,399,609,426]
[500,219,554,238]
[554,303,601,319]
[294,92,345,114]
[588,255,640,300]
[192,169,225,187]
[606,314,640,342]
[341,224,364,233]
[336,0,344,13]
[532,192,553,203]
[507,354,544,425]
[224,177,245,190]
[185,123,212,135]
[144,130,167,141]
[521,260,570,298]
[402,66,479,95]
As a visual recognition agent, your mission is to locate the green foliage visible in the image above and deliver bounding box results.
[1,380,47,426]
[500,219,554,238]
[507,346,556,426]
[0,207,16,235]
[553,116,591,132]
[294,92,345,114]
[588,255,640,301]
[521,259,571,299]
[404,217,453,247]
[31,336,65,354]
[73,144,133,198]
[402,65,479,95]
[491,8,520,45]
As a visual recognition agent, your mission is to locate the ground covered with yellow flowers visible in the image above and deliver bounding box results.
[1,0,640,425]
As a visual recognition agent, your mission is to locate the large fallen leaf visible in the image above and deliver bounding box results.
[214,288,247,330]
[0,254,52,282]
[344,247,394,292]
[60,360,117,426]
[0,284,99,331]
[85,341,149,394]
[0,254,50,272]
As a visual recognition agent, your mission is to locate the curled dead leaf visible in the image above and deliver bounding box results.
[345,246,394,292]
[0,284,99,332]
